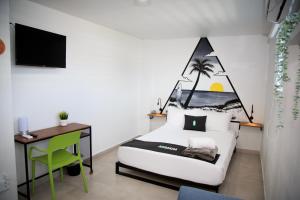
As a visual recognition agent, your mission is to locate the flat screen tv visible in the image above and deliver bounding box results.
[15,23,66,68]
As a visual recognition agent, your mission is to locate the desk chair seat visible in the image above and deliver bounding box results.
[29,131,88,200]
[32,150,79,170]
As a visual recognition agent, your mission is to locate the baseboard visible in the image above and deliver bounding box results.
[92,135,141,159]
[236,148,260,155]
[260,154,267,200]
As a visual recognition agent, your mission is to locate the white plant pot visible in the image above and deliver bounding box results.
[60,119,68,126]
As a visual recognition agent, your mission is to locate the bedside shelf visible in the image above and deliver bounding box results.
[239,122,263,131]
[147,113,167,119]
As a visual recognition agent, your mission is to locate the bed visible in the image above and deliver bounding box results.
[116,107,238,192]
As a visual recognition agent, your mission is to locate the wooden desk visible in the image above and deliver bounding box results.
[15,123,92,200]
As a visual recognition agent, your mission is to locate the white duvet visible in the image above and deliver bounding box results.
[118,124,236,186]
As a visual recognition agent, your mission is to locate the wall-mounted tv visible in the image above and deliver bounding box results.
[15,23,66,68]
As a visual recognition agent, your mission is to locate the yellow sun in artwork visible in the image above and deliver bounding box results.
[210,82,224,92]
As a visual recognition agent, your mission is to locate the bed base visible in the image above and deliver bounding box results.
[115,161,220,193]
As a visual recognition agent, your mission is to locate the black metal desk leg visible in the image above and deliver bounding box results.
[89,127,93,174]
[24,144,31,200]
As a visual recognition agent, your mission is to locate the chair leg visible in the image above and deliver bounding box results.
[60,167,64,182]
[48,169,56,200]
[32,160,36,194]
[79,160,88,193]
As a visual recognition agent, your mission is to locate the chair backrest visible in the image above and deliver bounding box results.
[48,131,81,153]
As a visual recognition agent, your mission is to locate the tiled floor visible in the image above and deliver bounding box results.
[25,149,264,200]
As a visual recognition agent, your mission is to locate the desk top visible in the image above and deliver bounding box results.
[15,123,91,144]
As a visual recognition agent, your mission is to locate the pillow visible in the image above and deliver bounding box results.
[205,111,232,132]
[167,106,185,128]
[167,106,205,128]
[183,115,207,132]
[167,106,231,131]
[185,108,206,116]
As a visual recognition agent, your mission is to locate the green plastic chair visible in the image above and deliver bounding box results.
[29,131,88,200]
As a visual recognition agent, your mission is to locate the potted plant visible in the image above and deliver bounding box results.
[59,111,68,126]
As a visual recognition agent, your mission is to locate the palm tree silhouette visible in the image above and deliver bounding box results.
[183,58,214,108]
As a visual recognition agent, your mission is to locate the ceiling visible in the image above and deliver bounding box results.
[29,0,270,39]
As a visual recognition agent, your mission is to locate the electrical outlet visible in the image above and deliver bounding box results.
[0,173,9,193]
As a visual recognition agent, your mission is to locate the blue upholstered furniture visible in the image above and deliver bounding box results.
[178,186,241,200]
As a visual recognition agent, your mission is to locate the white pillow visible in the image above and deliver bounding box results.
[166,106,185,128]
[185,108,206,116]
[229,122,239,137]
[204,110,232,132]
[167,107,207,128]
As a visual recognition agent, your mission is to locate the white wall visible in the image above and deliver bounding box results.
[262,42,300,199]
[10,0,142,182]
[8,0,269,189]
[139,35,269,151]
[0,0,18,199]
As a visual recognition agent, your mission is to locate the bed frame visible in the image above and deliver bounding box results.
[115,146,237,193]
[115,161,220,193]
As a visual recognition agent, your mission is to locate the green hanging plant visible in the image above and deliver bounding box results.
[292,53,300,120]
[274,12,300,127]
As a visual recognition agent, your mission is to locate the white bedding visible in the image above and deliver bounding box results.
[118,124,236,186]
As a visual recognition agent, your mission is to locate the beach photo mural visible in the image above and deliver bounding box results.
[162,38,251,122]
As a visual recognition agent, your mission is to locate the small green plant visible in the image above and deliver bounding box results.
[59,111,68,120]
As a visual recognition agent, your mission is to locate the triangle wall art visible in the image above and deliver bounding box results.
[160,37,252,123]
